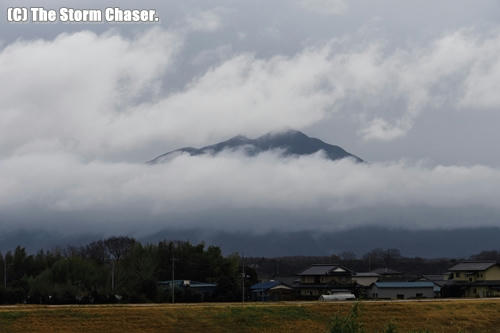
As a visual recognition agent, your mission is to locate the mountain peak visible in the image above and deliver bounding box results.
[264,129,306,137]
[149,130,363,163]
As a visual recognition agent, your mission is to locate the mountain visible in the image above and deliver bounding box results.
[3,226,500,258]
[148,130,363,163]
[142,227,500,258]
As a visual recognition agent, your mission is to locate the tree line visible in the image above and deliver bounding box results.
[0,237,257,304]
[247,248,500,279]
[2,237,498,305]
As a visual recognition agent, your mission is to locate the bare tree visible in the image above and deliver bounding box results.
[103,236,136,291]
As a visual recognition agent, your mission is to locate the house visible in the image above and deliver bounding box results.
[250,280,294,301]
[368,281,435,300]
[352,272,381,299]
[353,272,380,287]
[295,264,353,298]
[443,261,500,298]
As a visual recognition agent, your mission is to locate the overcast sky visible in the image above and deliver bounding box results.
[1,0,500,237]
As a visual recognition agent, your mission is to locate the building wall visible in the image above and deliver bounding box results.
[269,288,294,301]
[451,271,480,282]
[252,288,295,301]
[368,287,434,299]
[300,289,319,297]
[464,286,500,298]
[353,276,378,287]
[301,276,315,284]
[301,275,351,284]
[320,276,351,284]
[299,288,331,297]
[484,266,500,280]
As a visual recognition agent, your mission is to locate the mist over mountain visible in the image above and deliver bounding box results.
[149,130,363,163]
[2,227,500,259]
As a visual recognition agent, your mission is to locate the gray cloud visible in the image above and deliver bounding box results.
[1,150,500,236]
[3,27,500,160]
[2,1,500,239]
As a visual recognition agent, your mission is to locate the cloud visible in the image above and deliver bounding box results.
[1,149,500,235]
[4,27,500,164]
[298,0,348,15]
[3,26,500,236]
[163,29,500,143]
[0,27,182,158]
[0,30,344,158]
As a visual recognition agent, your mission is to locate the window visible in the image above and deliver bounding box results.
[397,294,405,299]
[456,272,461,278]
[416,293,423,298]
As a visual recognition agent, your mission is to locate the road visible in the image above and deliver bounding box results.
[1,297,499,310]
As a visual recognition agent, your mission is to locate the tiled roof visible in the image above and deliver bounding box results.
[298,264,350,276]
[448,261,497,272]
[250,281,282,291]
[422,274,446,281]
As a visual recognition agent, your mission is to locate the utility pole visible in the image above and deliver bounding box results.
[3,257,12,289]
[3,257,6,289]
[111,260,115,291]
[241,255,245,303]
[171,253,177,303]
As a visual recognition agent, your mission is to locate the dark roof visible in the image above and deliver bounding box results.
[374,282,435,289]
[448,261,498,272]
[354,272,380,277]
[422,274,446,281]
[421,275,447,287]
[298,264,351,276]
[250,281,283,291]
[371,268,402,275]
[293,284,349,289]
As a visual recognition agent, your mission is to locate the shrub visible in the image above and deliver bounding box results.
[329,303,365,333]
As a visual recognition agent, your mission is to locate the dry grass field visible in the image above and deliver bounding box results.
[0,299,499,333]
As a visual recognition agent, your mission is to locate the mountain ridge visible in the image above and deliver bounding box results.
[149,130,363,163]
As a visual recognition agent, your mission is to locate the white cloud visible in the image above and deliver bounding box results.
[1,150,500,234]
[4,27,500,164]
[0,31,345,158]
[0,27,182,158]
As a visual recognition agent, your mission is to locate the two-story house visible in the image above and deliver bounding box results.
[294,264,353,298]
[444,261,500,298]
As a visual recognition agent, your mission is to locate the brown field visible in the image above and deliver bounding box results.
[0,299,499,333]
